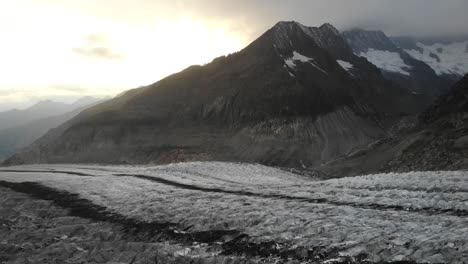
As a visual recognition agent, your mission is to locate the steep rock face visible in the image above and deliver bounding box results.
[343,29,454,104]
[385,74,468,171]
[422,74,468,122]
[274,22,419,116]
[229,106,383,166]
[6,22,422,168]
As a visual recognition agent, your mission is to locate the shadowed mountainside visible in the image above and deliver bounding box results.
[4,22,450,170]
[317,73,468,177]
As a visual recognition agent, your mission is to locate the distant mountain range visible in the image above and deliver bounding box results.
[4,22,468,176]
[0,97,103,160]
[0,96,100,131]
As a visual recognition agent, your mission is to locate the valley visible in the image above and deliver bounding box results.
[1,10,468,264]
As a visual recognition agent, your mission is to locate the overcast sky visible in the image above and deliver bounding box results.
[174,0,468,38]
[1,0,467,111]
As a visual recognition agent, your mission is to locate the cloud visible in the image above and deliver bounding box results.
[72,34,124,60]
[39,0,468,40]
[59,0,468,41]
[2,0,467,111]
[47,83,122,96]
[179,0,468,38]
[47,84,89,93]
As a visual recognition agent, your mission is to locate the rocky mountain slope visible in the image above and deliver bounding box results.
[317,73,468,177]
[5,21,428,168]
[342,29,454,103]
[388,73,468,171]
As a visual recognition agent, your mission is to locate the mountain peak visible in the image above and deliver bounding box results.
[319,23,340,35]
[6,18,424,170]
[268,21,309,51]
[71,96,101,107]
[268,21,342,51]
[342,28,398,53]
[344,29,390,44]
[29,100,66,110]
[274,21,339,35]
[274,20,300,27]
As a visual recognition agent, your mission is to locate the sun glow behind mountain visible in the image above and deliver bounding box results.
[2,0,468,111]
[0,1,246,110]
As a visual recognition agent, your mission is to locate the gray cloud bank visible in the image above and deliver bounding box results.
[64,0,468,41]
[158,0,468,40]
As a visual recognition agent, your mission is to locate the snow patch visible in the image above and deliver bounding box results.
[337,60,354,72]
[359,49,412,75]
[404,41,468,76]
[284,51,328,75]
[286,51,315,65]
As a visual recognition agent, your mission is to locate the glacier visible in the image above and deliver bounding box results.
[1,162,468,263]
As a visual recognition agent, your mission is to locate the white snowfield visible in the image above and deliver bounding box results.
[1,162,468,263]
[404,41,468,76]
[284,51,328,75]
[359,48,412,75]
[336,60,354,74]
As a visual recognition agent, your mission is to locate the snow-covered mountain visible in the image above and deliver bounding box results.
[391,35,468,79]
[342,29,454,99]
[271,22,422,115]
[6,21,423,168]
[6,21,463,170]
